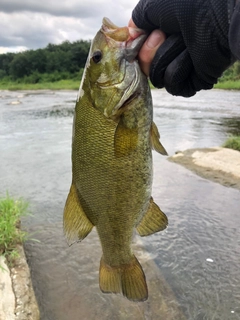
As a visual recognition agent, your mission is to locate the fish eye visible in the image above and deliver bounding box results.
[92,50,102,63]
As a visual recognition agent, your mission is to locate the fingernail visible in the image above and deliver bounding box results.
[146,30,163,48]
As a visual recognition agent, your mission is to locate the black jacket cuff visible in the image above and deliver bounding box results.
[229,2,240,59]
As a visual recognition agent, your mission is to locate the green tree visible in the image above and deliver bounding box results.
[28,49,47,74]
[9,53,31,79]
[0,39,91,81]
[0,53,15,77]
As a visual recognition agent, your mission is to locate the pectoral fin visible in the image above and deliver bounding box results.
[137,197,168,237]
[151,122,168,155]
[114,120,138,158]
[63,183,93,245]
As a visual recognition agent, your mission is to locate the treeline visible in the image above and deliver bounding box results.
[0,40,91,84]
[220,61,240,82]
[0,39,239,85]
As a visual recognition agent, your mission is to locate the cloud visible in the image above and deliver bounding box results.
[1,0,109,18]
[0,0,139,53]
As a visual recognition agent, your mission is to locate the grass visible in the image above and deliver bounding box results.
[214,80,240,90]
[0,79,240,91]
[223,136,240,152]
[0,79,80,91]
[0,194,29,262]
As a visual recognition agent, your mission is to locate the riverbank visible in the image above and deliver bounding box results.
[0,246,40,320]
[0,79,80,91]
[168,147,240,190]
[0,195,40,320]
[0,80,240,91]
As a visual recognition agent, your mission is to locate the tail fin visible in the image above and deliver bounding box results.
[99,255,148,302]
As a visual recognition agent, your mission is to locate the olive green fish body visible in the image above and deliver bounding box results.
[74,76,152,266]
[64,18,168,302]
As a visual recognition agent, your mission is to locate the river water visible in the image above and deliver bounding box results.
[0,89,240,320]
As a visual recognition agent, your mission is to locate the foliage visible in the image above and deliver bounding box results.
[0,194,29,259]
[0,79,81,90]
[0,40,90,83]
[218,61,240,82]
[214,80,240,90]
[0,41,240,90]
[222,136,240,152]
[213,61,240,89]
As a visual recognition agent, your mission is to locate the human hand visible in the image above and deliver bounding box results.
[131,0,237,97]
[128,19,166,77]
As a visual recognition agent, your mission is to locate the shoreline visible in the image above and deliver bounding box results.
[168,147,240,190]
[0,81,240,91]
[0,245,40,320]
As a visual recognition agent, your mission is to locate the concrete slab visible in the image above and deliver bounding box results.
[0,247,40,320]
[0,255,15,320]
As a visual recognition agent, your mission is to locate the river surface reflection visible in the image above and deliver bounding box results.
[0,89,240,320]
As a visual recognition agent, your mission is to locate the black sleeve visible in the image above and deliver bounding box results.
[132,0,235,97]
[229,1,240,59]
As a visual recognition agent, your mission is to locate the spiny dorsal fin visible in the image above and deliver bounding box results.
[99,255,148,302]
[63,183,93,245]
[151,122,168,155]
[137,197,168,237]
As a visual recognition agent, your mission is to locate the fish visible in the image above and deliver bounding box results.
[63,17,168,302]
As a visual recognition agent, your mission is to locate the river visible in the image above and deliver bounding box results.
[0,89,240,320]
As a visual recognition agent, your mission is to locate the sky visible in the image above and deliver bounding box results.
[0,0,139,54]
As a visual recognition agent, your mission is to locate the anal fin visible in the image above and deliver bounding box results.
[151,122,168,155]
[99,255,148,302]
[137,197,168,237]
[63,183,93,245]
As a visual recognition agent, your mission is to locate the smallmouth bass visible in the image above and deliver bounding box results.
[63,17,168,302]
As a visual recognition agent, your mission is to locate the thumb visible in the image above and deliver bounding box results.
[138,30,166,76]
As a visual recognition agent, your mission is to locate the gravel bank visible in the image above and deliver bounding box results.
[168,147,240,190]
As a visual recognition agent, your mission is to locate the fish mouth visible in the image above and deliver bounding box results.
[101,17,147,62]
[100,18,146,118]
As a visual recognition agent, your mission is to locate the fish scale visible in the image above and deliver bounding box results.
[63,17,168,302]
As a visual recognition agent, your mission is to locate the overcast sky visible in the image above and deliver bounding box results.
[0,0,139,54]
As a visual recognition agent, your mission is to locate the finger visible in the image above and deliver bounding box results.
[149,34,186,88]
[164,50,214,97]
[138,29,166,76]
[164,50,195,96]
[132,0,179,32]
[128,18,137,28]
